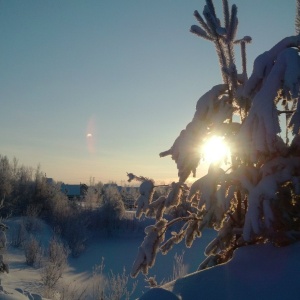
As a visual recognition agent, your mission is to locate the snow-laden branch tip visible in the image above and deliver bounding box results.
[131,219,168,278]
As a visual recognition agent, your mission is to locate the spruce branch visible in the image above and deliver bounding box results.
[240,41,247,79]
[206,0,217,18]
[190,25,214,41]
[203,5,219,37]
[222,0,230,30]
[227,4,238,41]
[159,149,172,157]
[234,36,252,44]
[193,10,214,38]
[215,39,230,84]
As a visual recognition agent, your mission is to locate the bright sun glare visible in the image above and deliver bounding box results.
[202,136,230,164]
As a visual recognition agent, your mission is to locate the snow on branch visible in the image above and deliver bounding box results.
[131,219,168,278]
[239,47,300,159]
[127,173,155,219]
[131,0,300,280]
[135,180,155,219]
[160,84,229,182]
[243,35,300,99]
[243,157,300,241]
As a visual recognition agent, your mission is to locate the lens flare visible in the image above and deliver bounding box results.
[86,116,96,154]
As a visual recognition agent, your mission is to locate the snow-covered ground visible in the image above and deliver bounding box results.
[141,242,300,299]
[0,217,214,299]
[1,217,299,299]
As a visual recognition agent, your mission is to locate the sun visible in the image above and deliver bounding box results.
[201,136,231,164]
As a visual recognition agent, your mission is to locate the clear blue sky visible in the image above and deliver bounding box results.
[0,0,296,184]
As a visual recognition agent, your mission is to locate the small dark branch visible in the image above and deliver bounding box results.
[127,172,150,183]
[278,110,296,115]
[227,212,241,227]
[159,149,172,157]
[232,227,243,235]
[236,190,242,223]
[244,196,248,213]
[240,41,247,79]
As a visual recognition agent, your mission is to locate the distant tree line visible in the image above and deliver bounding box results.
[0,155,150,257]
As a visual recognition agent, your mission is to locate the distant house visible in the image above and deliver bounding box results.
[46,178,55,185]
[61,183,88,200]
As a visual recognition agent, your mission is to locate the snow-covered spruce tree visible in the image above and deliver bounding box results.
[130,0,300,278]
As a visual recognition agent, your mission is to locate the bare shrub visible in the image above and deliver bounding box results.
[23,205,42,233]
[41,263,63,297]
[171,251,187,280]
[45,191,89,257]
[0,254,9,274]
[55,281,88,300]
[91,258,137,300]
[63,217,88,257]
[95,195,125,236]
[90,258,106,300]
[24,236,43,267]
[106,268,137,300]
[10,222,27,248]
[40,237,69,294]
[48,237,69,269]
[158,251,187,286]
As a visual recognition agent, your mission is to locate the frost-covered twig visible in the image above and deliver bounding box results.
[127,172,150,183]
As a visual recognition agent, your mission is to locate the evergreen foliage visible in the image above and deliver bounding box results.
[130,0,300,278]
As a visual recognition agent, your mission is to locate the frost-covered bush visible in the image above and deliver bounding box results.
[41,237,69,295]
[90,258,137,300]
[24,236,43,267]
[23,205,42,233]
[130,0,300,278]
[95,185,126,235]
[10,222,27,248]
[63,216,88,257]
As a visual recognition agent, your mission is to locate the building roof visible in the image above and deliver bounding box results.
[61,184,81,197]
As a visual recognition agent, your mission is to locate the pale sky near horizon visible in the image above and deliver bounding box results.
[0,0,296,185]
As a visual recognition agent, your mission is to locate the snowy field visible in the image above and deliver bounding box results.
[0,218,300,299]
[0,217,215,299]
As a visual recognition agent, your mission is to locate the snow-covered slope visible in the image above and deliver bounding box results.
[0,218,53,300]
[140,242,300,299]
